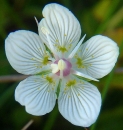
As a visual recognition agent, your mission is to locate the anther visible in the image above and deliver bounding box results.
[41,27,49,35]
[58,59,66,70]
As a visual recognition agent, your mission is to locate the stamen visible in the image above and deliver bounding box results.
[58,60,66,79]
[60,70,63,78]
[72,69,99,82]
[51,64,59,73]
[58,59,66,70]
[68,34,86,59]
[41,27,50,35]
[41,26,58,59]
[51,59,72,77]
[34,16,39,26]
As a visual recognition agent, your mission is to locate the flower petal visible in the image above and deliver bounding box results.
[15,75,59,115]
[38,3,81,58]
[58,76,101,127]
[5,30,51,75]
[72,35,119,79]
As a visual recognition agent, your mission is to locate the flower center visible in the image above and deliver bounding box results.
[51,59,72,77]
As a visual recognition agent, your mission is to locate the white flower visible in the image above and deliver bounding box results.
[5,3,119,127]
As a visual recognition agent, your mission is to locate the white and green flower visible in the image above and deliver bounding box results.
[5,3,119,127]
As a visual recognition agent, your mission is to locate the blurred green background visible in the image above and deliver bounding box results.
[0,0,123,130]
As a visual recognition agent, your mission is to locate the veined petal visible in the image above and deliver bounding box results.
[38,3,81,58]
[5,30,52,75]
[72,35,119,79]
[15,75,59,115]
[58,76,101,127]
